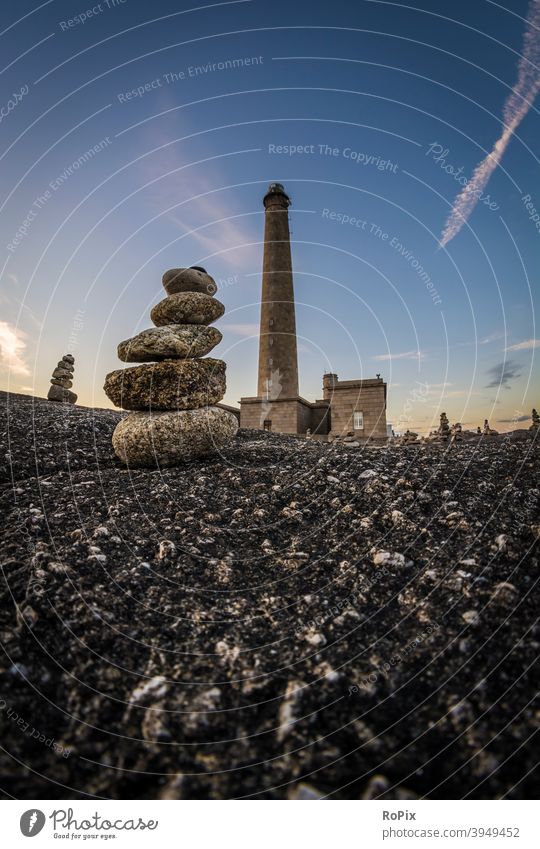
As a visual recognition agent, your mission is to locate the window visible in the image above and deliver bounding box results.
[353,411,364,430]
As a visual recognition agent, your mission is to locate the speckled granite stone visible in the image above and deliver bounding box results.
[117,325,222,362]
[111,406,238,466]
[151,292,224,327]
[104,358,226,411]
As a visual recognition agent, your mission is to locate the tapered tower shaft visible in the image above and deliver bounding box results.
[257,183,299,398]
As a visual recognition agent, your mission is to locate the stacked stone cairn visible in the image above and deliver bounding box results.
[400,429,419,445]
[47,354,77,403]
[424,413,448,443]
[438,412,450,441]
[450,421,463,443]
[482,418,498,436]
[530,408,539,432]
[104,266,238,467]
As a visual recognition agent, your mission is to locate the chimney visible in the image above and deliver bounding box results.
[323,373,338,398]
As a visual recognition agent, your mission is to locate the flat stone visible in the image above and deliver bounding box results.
[103,358,226,411]
[52,367,73,379]
[118,325,222,362]
[162,267,217,296]
[151,293,224,327]
[47,385,77,403]
[51,378,73,388]
[112,406,238,467]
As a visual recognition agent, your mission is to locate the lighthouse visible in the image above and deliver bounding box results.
[257,182,299,400]
[239,182,387,441]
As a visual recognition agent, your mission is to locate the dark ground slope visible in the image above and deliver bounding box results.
[0,391,538,799]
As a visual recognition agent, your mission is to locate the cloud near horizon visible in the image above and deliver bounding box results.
[497,414,530,422]
[485,359,522,388]
[426,388,474,399]
[440,0,540,247]
[504,338,539,351]
[0,321,30,377]
[373,350,426,361]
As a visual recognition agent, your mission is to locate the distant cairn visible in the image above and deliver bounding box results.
[483,418,499,436]
[424,412,450,444]
[530,409,539,432]
[104,266,238,467]
[47,354,77,404]
[438,411,450,441]
[450,421,463,443]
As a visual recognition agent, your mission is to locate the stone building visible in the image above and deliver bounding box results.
[240,183,387,442]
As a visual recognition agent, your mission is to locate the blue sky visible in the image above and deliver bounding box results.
[1,0,538,432]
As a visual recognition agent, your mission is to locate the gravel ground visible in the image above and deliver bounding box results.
[0,391,538,799]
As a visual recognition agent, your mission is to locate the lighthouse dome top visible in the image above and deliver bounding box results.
[264,182,291,206]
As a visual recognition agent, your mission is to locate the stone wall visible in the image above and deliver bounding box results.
[297,398,314,434]
[240,396,329,434]
[240,377,386,440]
[310,401,331,435]
[323,374,387,441]
[240,397,301,433]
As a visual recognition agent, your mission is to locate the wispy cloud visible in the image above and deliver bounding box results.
[504,338,539,351]
[428,389,475,398]
[497,414,530,422]
[0,321,30,377]
[140,122,259,268]
[485,359,522,388]
[167,205,257,268]
[373,350,426,361]
[480,331,505,345]
[458,331,505,348]
[440,0,540,247]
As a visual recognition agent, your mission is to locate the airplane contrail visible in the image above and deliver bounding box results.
[440,0,540,247]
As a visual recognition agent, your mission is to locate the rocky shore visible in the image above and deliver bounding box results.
[0,391,538,799]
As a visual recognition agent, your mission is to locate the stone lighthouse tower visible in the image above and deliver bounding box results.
[240,181,329,434]
[257,182,299,399]
[240,182,386,439]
